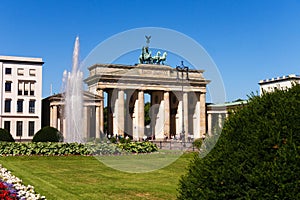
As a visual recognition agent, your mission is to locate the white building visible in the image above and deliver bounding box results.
[0,56,43,141]
[259,74,300,95]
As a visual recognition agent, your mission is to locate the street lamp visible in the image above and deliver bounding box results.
[176,61,189,147]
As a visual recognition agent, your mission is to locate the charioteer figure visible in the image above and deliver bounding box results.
[139,35,167,65]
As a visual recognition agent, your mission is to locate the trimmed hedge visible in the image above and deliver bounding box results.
[32,126,63,142]
[0,141,158,156]
[117,141,158,153]
[0,142,122,156]
[0,129,15,142]
[178,84,300,199]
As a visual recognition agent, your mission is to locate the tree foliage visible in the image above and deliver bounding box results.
[144,102,151,125]
[0,128,15,142]
[178,84,300,199]
[32,126,63,142]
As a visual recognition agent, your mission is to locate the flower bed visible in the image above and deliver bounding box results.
[0,164,46,199]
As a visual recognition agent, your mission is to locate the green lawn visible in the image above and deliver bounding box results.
[0,152,194,200]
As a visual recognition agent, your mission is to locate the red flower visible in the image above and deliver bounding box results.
[0,182,7,190]
[0,181,18,200]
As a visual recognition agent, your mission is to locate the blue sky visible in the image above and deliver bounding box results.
[1,0,300,102]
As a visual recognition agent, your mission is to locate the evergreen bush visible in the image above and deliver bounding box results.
[117,141,158,153]
[178,84,300,199]
[192,138,202,150]
[0,128,15,142]
[32,126,63,142]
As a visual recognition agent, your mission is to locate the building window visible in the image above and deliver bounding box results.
[28,121,35,136]
[16,121,23,137]
[4,121,10,133]
[29,100,35,113]
[30,83,35,96]
[18,81,35,96]
[5,68,12,75]
[29,69,36,76]
[4,99,11,112]
[24,82,29,95]
[17,68,24,75]
[5,81,12,92]
[17,100,23,113]
[18,82,23,95]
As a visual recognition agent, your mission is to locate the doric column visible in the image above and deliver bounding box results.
[176,97,183,138]
[193,93,201,139]
[200,92,206,137]
[83,106,89,139]
[107,90,113,135]
[118,90,125,136]
[218,113,223,129]
[63,118,66,140]
[183,92,189,140]
[97,89,104,137]
[95,106,100,139]
[50,106,53,127]
[112,90,118,136]
[138,90,144,139]
[52,105,58,129]
[207,113,212,136]
[164,91,170,138]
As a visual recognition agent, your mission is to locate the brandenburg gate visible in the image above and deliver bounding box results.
[84,62,210,141]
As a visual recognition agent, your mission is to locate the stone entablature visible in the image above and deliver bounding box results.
[84,63,210,141]
[86,64,208,92]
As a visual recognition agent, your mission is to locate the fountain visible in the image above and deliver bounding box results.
[62,36,84,143]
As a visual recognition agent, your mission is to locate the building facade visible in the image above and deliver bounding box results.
[84,63,210,141]
[0,56,43,141]
[259,74,300,95]
[206,100,247,136]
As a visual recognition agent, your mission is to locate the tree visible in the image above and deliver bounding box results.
[144,102,151,125]
[104,106,108,133]
[178,84,300,199]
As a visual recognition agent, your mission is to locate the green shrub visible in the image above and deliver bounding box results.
[119,136,131,144]
[32,126,63,142]
[178,84,300,199]
[192,138,202,150]
[0,128,15,142]
[109,137,117,144]
[0,142,123,156]
[117,141,158,153]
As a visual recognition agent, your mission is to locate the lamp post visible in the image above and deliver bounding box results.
[176,61,189,147]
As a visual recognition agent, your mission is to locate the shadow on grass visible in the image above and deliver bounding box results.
[95,150,184,173]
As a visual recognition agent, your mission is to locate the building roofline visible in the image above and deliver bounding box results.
[43,91,103,101]
[207,100,247,108]
[88,63,205,73]
[0,55,44,64]
[259,74,300,85]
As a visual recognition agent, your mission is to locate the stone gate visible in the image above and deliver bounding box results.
[84,63,209,141]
